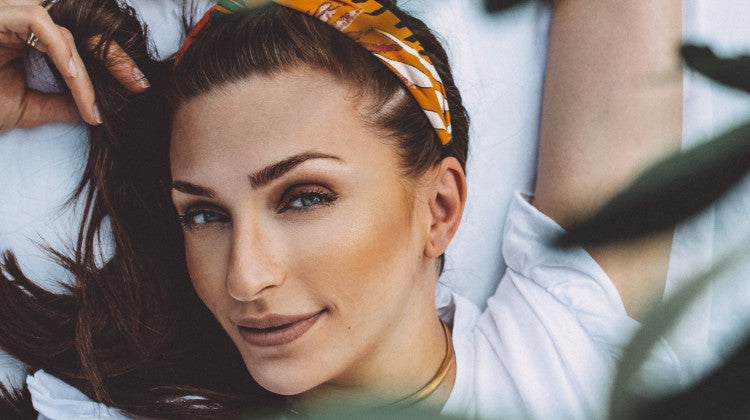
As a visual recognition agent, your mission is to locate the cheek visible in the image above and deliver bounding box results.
[183,233,231,314]
[286,185,418,309]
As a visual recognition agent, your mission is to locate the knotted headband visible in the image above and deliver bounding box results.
[175,0,453,147]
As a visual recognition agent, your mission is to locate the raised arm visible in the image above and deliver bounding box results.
[533,0,683,319]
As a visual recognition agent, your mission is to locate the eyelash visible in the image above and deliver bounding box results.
[177,187,338,229]
[277,187,338,214]
[177,209,229,230]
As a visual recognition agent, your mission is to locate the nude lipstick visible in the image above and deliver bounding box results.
[237,310,324,347]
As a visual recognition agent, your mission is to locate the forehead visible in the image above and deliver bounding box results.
[169,69,392,178]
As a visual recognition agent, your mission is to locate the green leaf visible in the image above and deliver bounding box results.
[484,0,536,13]
[682,45,750,94]
[640,331,750,418]
[557,119,750,247]
[609,247,746,419]
[248,404,469,419]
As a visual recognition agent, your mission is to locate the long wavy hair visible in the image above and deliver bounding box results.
[0,0,279,418]
[0,0,469,418]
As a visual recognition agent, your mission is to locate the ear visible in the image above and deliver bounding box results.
[424,157,467,259]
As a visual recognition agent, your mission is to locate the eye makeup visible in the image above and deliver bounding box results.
[276,185,339,214]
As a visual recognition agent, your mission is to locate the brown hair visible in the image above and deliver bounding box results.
[0,0,468,418]
[172,2,470,276]
[171,2,469,175]
[0,0,279,418]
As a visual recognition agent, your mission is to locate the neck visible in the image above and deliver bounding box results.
[287,310,456,415]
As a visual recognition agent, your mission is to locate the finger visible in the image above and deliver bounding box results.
[0,4,45,47]
[0,0,53,47]
[0,0,41,7]
[0,6,69,74]
[53,25,101,125]
[87,35,149,93]
[16,91,81,128]
[2,0,61,11]
[1,5,101,124]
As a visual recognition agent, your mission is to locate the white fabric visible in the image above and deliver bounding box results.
[404,0,551,308]
[27,371,129,420]
[438,193,681,419]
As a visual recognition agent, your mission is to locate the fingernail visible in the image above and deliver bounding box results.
[93,104,103,124]
[68,58,79,78]
[133,67,151,89]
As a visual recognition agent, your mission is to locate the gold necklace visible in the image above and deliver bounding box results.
[285,318,455,416]
[389,318,454,407]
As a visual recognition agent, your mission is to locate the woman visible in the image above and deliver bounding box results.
[2,0,683,418]
[162,1,681,417]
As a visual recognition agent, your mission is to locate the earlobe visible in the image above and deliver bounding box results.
[425,157,467,259]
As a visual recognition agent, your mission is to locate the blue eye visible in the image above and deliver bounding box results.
[178,210,229,229]
[278,188,338,213]
[290,194,325,208]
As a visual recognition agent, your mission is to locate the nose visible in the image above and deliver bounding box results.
[226,220,285,301]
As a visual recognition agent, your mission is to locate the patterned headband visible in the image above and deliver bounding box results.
[175,0,453,147]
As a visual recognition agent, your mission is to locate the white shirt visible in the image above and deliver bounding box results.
[439,193,682,419]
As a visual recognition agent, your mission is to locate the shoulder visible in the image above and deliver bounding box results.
[476,191,634,352]
[444,192,651,418]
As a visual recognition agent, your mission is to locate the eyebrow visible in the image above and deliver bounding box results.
[171,152,342,197]
[171,181,217,198]
[248,152,342,188]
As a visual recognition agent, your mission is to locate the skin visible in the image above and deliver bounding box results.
[0,0,148,129]
[170,68,464,412]
[171,0,681,412]
[535,0,683,319]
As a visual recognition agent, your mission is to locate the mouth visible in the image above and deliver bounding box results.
[236,310,326,347]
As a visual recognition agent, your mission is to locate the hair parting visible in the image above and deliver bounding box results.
[171,2,469,175]
[172,2,468,275]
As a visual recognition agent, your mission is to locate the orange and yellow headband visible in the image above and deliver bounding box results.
[175,0,453,147]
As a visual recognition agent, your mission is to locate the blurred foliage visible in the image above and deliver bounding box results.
[682,45,750,94]
[478,5,750,419]
[638,327,750,419]
[557,118,750,247]
[608,248,748,419]
[552,45,750,419]
[248,404,469,419]
[558,46,750,247]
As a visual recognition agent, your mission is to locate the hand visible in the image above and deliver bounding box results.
[0,0,149,130]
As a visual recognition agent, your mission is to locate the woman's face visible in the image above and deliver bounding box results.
[170,68,441,397]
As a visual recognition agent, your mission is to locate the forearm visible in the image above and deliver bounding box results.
[534,0,683,318]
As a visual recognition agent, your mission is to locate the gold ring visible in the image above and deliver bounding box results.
[26,32,39,48]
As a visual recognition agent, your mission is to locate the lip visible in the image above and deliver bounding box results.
[236,310,325,347]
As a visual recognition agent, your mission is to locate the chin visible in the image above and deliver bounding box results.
[245,357,325,396]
